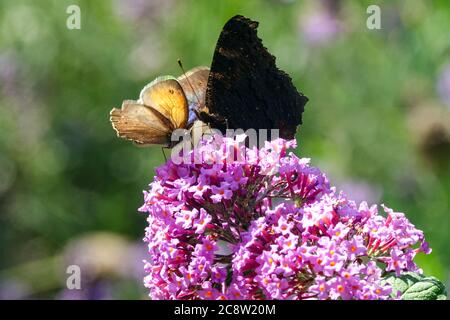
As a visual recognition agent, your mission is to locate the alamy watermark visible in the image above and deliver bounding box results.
[366,5,381,30]
[66,264,81,290]
[168,127,287,176]
[66,5,81,30]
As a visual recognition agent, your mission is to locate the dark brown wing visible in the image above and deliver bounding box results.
[202,15,308,140]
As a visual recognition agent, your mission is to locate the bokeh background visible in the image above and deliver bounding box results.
[0,0,449,299]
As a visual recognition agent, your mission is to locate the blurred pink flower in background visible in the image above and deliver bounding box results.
[112,0,174,22]
[57,281,113,300]
[0,279,29,300]
[299,5,341,46]
[437,63,450,107]
[58,232,147,300]
[0,51,19,97]
[338,180,381,205]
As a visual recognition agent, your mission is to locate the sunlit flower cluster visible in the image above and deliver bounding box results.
[139,135,430,300]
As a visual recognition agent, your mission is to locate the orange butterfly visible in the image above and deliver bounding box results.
[110,67,209,147]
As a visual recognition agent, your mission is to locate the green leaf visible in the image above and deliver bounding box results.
[382,272,447,300]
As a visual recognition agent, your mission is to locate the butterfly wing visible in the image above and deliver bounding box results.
[110,100,172,146]
[178,67,210,125]
[139,77,189,130]
[177,66,209,108]
[203,15,308,140]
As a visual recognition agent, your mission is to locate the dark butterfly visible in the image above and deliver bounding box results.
[199,15,308,140]
[110,15,308,146]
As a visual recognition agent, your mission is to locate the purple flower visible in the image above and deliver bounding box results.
[343,236,366,260]
[175,208,198,229]
[210,182,233,203]
[194,208,212,234]
[188,178,211,201]
[309,276,329,299]
[197,281,221,299]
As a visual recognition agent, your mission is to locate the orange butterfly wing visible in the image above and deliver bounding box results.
[139,77,189,129]
[110,77,190,147]
[110,100,173,146]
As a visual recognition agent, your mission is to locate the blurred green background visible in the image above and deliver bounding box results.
[0,0,449,299]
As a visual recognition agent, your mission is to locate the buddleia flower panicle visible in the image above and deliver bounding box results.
[139,135,431,300]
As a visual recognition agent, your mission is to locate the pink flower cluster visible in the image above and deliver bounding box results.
[139,136,431,300]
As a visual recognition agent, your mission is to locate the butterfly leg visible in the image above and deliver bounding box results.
[190,134,195,149]
[161,147,168,162]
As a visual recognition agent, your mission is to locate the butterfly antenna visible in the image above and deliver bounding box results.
[161,147,167,162]
[177,59,202,107]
